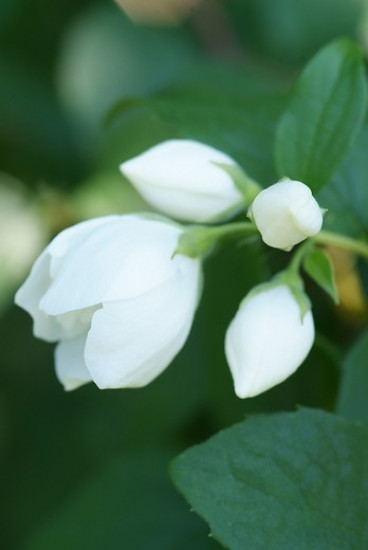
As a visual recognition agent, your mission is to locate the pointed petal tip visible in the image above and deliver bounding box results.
[14,288,22,307]
[233,381,260,399]
[119,159,136,180]
[118,161,127,175]
[61,378,91,392]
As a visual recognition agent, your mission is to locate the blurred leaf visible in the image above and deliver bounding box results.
[172,408,368,550]
[152,89,283,184]
[227,0,362,66]
[275,38,367,192]
[100,103,175,172]
[24,451,218,550]
[303,248,339,303]
[109,78,285,184]
[71,171,151,219]
[0,54,79,182]
[56,3,197,156]
[1,304,211,548]
[0,0,22,32]
[336,329,368,426]
[0,174,47,313]
[318,124,368,236]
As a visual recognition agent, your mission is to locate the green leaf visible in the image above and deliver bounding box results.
[24,451,218,550]
[275,38,367,192]
[303,247,339,302]
[336,329,368,427]
[172,408,368,550]
[318,124,368,236]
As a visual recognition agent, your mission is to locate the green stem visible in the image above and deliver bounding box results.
[176,222,259,258]
[288,240,313,274]
[202,221,259,241]
[313,230,368,261]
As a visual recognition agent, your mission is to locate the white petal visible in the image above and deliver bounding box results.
[40,216,182,316]
[292,197,323,235]
[225,285,314,398]
[55,334,92,391]
[84,257,201,389]
[15,216,117,340]
[14,249,58,340]
[47,216,119,278]
[120,140,243,222]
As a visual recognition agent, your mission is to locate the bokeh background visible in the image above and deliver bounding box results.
[1,1,367,548]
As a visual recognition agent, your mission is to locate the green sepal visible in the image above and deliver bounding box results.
[241,269,312,321]
[175,226,217,259]
[175,222,259,259]
[274,270,312,320]
[213,162,261,205]
[303,247,339,303]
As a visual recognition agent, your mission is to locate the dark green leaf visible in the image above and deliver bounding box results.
[172,408,368,550]
[275,38,367,192]
[336,329,368,427]
[303,247,339,302]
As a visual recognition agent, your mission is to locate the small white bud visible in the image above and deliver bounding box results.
[120,140,244,223]
[249,179,323,251]
[225,284,314,398]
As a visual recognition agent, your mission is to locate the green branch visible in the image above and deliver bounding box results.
[313,230,368,261]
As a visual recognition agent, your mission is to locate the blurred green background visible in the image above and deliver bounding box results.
[1,1,367,548]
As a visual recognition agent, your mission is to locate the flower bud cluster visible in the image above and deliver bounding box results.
[16,139,323,398]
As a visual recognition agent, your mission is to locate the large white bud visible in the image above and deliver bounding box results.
[15,215,202,391]
[225,284,314,398]
[120,140,244,223]
[249,179,323,251]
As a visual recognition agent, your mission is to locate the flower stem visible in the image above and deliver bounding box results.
[313,230,368,261]
[288,240,313,274]
[176,222,259,258]
[203,221,259,241]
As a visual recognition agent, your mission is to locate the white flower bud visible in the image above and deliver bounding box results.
[120,140,244,223]
[249,179,323,251]
[15,215,202,391]
[225,284,314,398]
